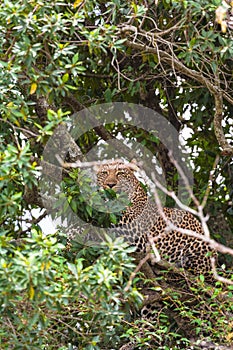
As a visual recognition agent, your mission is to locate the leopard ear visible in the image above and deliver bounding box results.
[130,158,137,165]
[129,159,140,172]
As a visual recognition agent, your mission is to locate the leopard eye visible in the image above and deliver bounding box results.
[100,170,108,176]
[116,170,125,176]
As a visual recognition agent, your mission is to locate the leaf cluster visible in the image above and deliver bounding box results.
[0,232,141,349]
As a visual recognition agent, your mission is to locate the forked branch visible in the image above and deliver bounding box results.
[120,25,233,156]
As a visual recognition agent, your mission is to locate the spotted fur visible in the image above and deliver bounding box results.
[97,160,216,277]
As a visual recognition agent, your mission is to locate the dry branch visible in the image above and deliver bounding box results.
[119,25,233,156]
[150,157,233,285]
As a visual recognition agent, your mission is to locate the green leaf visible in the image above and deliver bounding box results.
[199,274,205,282]
[72,53,80,64]
[109,213,118,224]
[62,73,69,83]
[67,262,78,278]
[104,88,112,102]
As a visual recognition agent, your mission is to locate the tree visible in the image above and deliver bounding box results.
[0,0,233,349]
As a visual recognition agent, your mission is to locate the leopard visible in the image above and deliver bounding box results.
[96,159,217,279]
[96,160,220,349]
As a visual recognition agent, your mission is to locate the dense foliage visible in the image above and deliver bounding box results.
[0,0,233,349]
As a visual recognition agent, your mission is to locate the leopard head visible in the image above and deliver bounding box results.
[96,161,147,202]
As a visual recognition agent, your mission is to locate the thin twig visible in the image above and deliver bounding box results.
[119,24,233,155]
[55,155,143,172]
[211,257,233,285]
[151,172,233,257]
[124,253,152,292]
[147,235,161,263]
[201,155,220,208]
[0,118,39,138]
[25,210,48,225]
[168,152,210,237]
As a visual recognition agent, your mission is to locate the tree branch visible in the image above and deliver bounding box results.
[119,25,233,156]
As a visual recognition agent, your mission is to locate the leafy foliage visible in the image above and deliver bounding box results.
[0,0,233,348]
[60,168,130,228]
[0,233,141,349]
